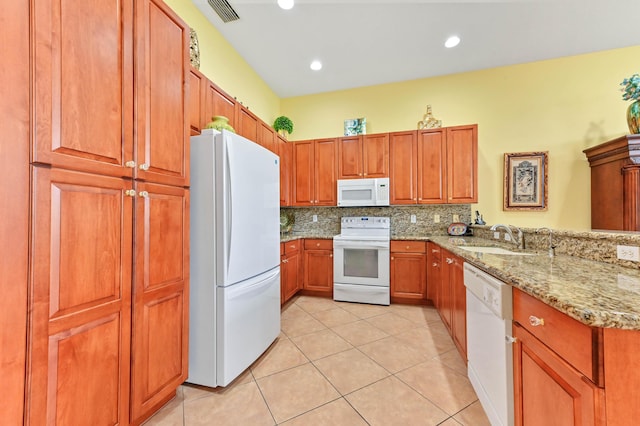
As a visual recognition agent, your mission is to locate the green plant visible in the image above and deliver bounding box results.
[273,116,294,135]
[621,74,640,102]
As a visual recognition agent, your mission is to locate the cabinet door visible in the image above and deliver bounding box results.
[2,1,30,423]
[258,121,276,153]
[450,255,466,360]
[513,323,604,426]
[426,243,441,304]
[237,105,258,142]
[282,252,301,303]
[29,167,133,426]
[338,136,363,179]
[131,182,189,423]
[278,136,292,206]
[447,125,478,203]
[33,0,134,178]
[390,252,426,301]
[363,133,390,178]
[389,131,418,204]
[135,0,189,187]
[204,79,237,130]
[303,250,334,294]
[439,250,454,333]
[189,67,205,136]
[417,128,446,204]
[292,140,314,206]
[315,138,338,206]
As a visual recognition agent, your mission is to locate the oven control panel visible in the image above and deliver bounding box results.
[341,216,390,229]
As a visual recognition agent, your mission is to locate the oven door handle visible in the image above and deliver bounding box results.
[333,240,390,250]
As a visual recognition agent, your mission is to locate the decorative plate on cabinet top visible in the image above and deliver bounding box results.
[447,222,469,236]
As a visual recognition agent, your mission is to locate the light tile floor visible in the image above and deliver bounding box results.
[144,295,490,426]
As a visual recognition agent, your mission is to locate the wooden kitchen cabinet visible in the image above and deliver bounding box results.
[390,241,427,303]
[337,133,389,179]
[281,240,302,304]
[389,130,418,204]
[303,239,334,296]
[1,1,30,423]
[237,104,258,141]
[426,243,441,305]
[278,135,292,206]
[438,248,466,360]
[292,138,338,206]
[583,134,640,231]
[512,288,604,425]
[28,167,134,426]
[26,0,190,424]
[203,78,237,131]
[258,121,277,153]
[390,125,477,205]
[189,67,206,136]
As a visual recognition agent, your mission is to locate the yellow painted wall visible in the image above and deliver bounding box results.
[164,0,281,125]
[282,46,640,231]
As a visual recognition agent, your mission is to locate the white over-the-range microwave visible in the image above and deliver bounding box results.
[337,177,390,207]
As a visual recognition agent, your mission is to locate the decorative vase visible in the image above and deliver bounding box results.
[205,115,235,133]
[628,101,640,134]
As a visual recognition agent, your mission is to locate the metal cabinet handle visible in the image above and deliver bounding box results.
[125,189,136,197]
[139,163,150,171]
[125,160,136,168]
[139,191,149,198]
[446,258,453,264]
[529,316,545,327]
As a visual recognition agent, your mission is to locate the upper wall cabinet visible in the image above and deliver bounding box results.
[293,138,337,206]
[135,0,190,188]
[189,67,205,136]
[390,125,477,204]
[237,105,258,142]
[33,0,135,178]
[337,133,389,179]
[203,78,237,130]
[258,121,277,153]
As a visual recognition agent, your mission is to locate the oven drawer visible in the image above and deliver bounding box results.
[390,240,426,253]
[304,239,332,250]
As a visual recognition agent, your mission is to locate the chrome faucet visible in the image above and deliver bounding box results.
[490,224,524,250]
[536,227,556,257]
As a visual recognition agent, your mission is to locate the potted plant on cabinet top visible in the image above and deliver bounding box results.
[621,73,640,134]
[273,116,294,139]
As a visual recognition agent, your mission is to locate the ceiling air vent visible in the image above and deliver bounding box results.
[207,0,240,23]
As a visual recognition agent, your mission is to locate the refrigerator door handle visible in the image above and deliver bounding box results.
[225,145,233,274]
[226,268,280,301]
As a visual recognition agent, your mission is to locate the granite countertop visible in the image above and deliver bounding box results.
[280,231,640,330]
[280,231,335,243]
[429,236,640,331]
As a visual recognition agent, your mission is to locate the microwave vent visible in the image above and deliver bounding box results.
[207,0,240,23]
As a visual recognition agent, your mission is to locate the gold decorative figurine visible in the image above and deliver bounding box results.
[418,105,442,129]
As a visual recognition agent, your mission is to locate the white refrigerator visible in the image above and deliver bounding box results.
[188,129,281,387]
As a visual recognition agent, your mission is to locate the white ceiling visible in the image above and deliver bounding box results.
[192,0,640,98]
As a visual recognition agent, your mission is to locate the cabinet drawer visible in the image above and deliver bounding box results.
[513,289,598,383]
[283,239,300,254]
[391,240,426,253]
[304,239,332,250]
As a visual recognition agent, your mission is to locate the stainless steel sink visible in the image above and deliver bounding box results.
[458,246,535,256]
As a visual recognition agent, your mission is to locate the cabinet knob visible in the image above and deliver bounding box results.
[329,254,333,258]
[316,243,320,247]
[391,256,394,260]
[139,163,150,171]
[125,189,136,197]
[363,173,367,176]
[359,173,363,176]
[432,262,438,267]
[282,259,288,263]
[406,245,410,249]
[138,191,149,198]
[418,197,422,200]
[125,160,136,168]
[446,258,453,264]
[529,316,545,327]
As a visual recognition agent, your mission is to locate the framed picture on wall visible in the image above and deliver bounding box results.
[503,151,548,211]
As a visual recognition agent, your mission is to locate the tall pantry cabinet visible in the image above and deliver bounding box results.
[27,0,190,424]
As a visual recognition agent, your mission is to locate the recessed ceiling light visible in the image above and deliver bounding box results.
[277,0,294,10]
[310,60,322,71]
[445,35,461,48]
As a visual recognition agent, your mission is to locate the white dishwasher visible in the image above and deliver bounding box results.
[463,262,514,426]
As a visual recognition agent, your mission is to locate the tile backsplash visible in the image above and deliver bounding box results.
[282,205,472,237]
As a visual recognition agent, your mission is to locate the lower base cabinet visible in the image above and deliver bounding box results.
[438,248,466,361]
[303,239,333,297]
[281,240,301,304]
[390,241,427,303]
